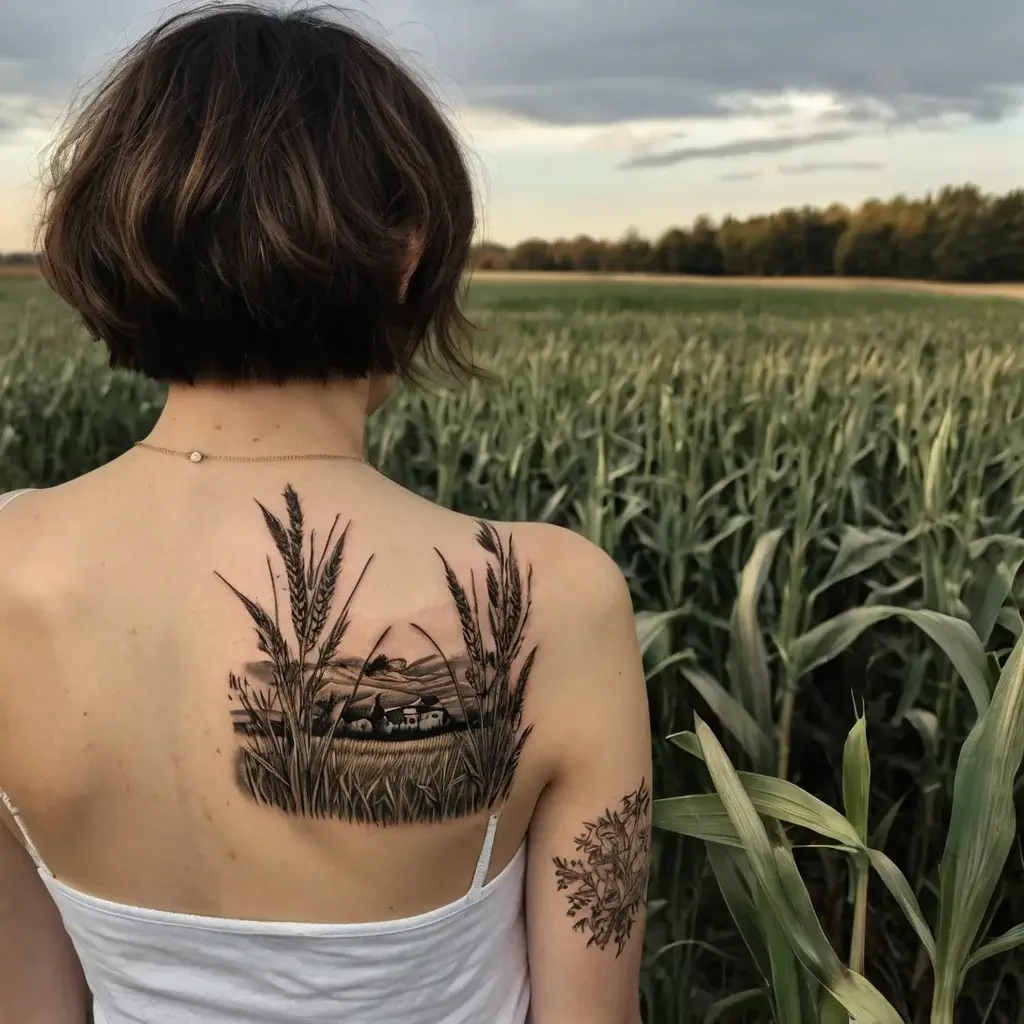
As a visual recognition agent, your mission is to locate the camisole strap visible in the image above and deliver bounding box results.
[0,786,48,873]
[467,812,502,902]
[0,489,47,872]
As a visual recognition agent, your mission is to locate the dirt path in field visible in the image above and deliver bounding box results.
[471,270,1024,300]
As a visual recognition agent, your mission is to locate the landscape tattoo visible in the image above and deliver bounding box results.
[219,485,536,826]
[553,780,652,956]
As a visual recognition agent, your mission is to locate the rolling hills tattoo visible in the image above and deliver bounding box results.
[219,485,536,826]
[553,780,652,956]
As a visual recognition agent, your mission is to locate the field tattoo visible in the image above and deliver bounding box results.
[553,780,652,956]
[218,485,536,826]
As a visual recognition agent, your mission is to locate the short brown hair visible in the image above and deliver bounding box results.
[38,2,478,383]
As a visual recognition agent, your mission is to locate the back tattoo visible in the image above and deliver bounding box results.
[219,485,536,827]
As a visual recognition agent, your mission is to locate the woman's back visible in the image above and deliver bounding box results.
[0,459,555,1022]
[0,462,544,925]
[0,6,651,1021]
[0,449,650,1023]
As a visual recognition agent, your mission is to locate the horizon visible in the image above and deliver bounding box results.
[0,179,1017,258]
[1,2,1022,251]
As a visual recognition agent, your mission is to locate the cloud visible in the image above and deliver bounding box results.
[373,0,1024,127]
[582,123,686,156]
[778,160,885,175]
[718,171,761,183]
[0,0,1022,139]
[717,160,886,182]
[621,129,857,169]
[0,93,59,137]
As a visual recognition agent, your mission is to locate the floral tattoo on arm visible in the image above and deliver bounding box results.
[552,779,652,956]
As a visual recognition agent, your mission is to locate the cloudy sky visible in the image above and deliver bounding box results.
[1,0,1022,249]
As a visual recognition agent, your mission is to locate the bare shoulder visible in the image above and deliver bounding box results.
[0,486,44,534]
[487,521,631,606]
[0,491,59,750]
[482,520,641,696]
[0,488,52,595]
[0,476,100,551]
[0,479,103,596]
[0,482,104,687]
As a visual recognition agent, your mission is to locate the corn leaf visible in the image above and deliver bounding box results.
[819,991,850,1024]
[634,609,685,658]
[703,988,768,1024]
[742,776,863,848]
[963,535,1024,646]
[668,730,863,847]
[756,884,806,1024]
[868,791,908,853]
[731,529,784,755]
[842,716,871,842]
[899,709,939,761]
[995,605,1023,639]
[810,526,908,604]
[706,844,774,988]
[653,794,743,846]
[667,730,704,759]
[866,848,936,965]
[775,842,905,1023]
[789,607,990,718]
[680,664,773,768]
[773,842,843,978]
[933,626,1024,1020]
[922,405,954,518]
[644,650,695,684]
[960,923,1024,978]
[695,718,903,1024]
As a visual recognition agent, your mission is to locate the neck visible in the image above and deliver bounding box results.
[144,380,370,457]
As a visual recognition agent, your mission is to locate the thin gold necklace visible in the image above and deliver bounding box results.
[133,441,366,465]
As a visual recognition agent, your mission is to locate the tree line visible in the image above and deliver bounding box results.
[472,184,1024,282]
[3,183,1023,282]
[0,252,36,268]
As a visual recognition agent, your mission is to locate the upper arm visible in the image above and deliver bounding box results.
[525,537,652,1024]
[0,514,89,1024]
[0,812,89,1024]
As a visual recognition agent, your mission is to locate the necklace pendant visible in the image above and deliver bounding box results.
[188,451,203,463]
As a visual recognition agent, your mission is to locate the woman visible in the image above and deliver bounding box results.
[0,5,651,1022]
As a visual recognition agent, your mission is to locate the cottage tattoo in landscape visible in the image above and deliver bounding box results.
[219,485,536,825]
[553,780,652,956]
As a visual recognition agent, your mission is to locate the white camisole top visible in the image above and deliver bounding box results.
[0,488,531,1024]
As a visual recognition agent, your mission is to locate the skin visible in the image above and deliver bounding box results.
[0,372,650,1024]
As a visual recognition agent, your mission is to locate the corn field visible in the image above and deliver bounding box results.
[1,277,1023,1022]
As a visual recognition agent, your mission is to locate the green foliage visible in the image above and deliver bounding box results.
[471,183,1024,283]
[654,602,1024,1022]
[2,277,1024,1021]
